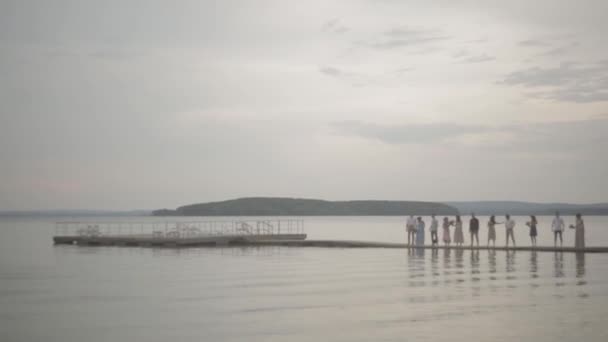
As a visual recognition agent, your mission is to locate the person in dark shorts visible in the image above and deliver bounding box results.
[551,212,564,247]
[469,213,480,247]
[429,214,439,246]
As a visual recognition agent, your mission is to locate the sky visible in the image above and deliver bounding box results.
[1,0,607,210]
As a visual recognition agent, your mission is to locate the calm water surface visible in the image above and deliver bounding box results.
[1,216,607,341]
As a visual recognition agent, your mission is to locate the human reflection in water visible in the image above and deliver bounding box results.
[431,246,440,284]
[554,252,565,279]
[443,248,452,282]
[488,250,497,277]
[506,250,516,272]
[486,250,497,293]
[470,250,480,270]
[529,251,538,279]
[455,248,464,268]
[470,250,480,285]
[410,247,426,287]
[506,251,517,285]
[575,252,586,279]
[431,247,439,260]
[416,246,425,258]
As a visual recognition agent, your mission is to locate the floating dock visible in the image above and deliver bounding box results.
[52,220,608,253]
[53,219,306,247]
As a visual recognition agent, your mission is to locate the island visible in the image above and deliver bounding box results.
[153,197,459,216]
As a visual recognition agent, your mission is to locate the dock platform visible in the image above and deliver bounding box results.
[52,220,608,253]
[53,219,306,247]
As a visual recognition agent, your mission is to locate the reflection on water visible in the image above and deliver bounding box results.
[530,251,538,278]
[401,246,589,300]
[554,251,565,280]
[3,243,608,341]
[576,253,586,278]
[3,218,608,342]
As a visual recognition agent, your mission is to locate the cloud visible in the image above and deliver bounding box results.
[319,66,369,86]
[329,119,608,158]
[322,18,349,34]
[451,49,495,64]
[330,121,487,144]
[540,42,580,56]
[460,54,495,64]
[518,39,551,47]
[319,65,415,87]
[501,61,608,103]
[358,26,450,50]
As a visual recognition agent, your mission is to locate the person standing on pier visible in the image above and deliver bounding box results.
[442,217,452,246]
[416,217,425,246]
[570,213,585,249]
[526,216,538,247]
[469,213,480,247]
[430,214,439,246]
[552,212,565,247]
[505,214,516,248]
[406,215,417,246]
[453,215,464,246]
[487,216,499,247]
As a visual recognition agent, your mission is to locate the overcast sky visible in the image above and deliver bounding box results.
[1,0,607,210]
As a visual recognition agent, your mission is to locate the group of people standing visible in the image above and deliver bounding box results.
[405,212,586,248]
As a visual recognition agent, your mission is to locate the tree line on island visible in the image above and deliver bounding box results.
[152,197,608,217]
[152,197,458,216]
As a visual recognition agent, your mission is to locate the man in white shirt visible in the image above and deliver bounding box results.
[406,215,417,246]
[505,214,516,247]
[551,212,565,247]
[429,214,439,246]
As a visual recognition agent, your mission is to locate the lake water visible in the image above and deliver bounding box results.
[1,216,607,341]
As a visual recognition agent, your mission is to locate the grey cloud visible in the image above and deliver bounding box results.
[501,61,608,103]
[330,119,608,157]
[330,121,486,144]
[464,38,488,44]
[322,18,349,34]
[319,66,364,84]
[451,49,495,64]
[518,39,551,47]
[319,66,347,77]
[319,66,414,87]
[460,54,495,64]
[394,67,413,74]
[359,26,450,50]
[541,42,580,56]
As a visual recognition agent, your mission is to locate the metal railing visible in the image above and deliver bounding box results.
[54,219,305,239]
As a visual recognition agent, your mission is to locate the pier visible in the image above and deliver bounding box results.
[52,219,608,253]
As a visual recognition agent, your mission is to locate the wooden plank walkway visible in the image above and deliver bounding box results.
[53,235,608,253]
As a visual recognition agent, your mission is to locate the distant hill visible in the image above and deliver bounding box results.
[446,201,608,216]
[153,197,459,216]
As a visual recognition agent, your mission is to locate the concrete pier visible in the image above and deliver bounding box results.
[52,220,608,253]
[53,234,308,247]
[53,235,608,253]
[238,240,608,253]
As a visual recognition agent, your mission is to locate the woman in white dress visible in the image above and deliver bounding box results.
[416,217,425,246]
[453,215,464,246]
[442,217,452,246]
[487,215,498,247]
[570,213,585,249]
